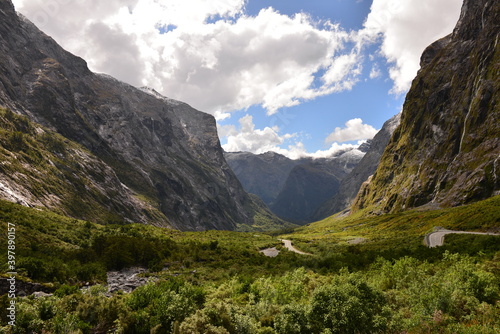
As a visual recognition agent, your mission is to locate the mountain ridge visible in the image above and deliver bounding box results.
[0,0,284,231]
[312,113,401,220]
[225,147,368,223]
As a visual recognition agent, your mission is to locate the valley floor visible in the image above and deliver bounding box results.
[0,196,499,333]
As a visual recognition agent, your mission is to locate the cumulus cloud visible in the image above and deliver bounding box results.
[221,114,295,154]
[361,0,462,93]
[321,52,362,91]
[270,141,363,160]
[325,118,378,143]
[13,0,357,115]
[13,0,462,104]
[11,0,463,156]
[221,115,364,160]
[369,64,381,79]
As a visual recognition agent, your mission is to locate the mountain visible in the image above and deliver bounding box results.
[0,107,167,225]
[0,0,283,231]
[352,0,499,214]
[226,148,367,224]
[312,114,401,220]
[224,151,301,206]
[270,149,366,223]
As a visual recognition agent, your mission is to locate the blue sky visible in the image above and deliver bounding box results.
[13,0,463,158]
[223,0,392,153]
[245,0,372,29]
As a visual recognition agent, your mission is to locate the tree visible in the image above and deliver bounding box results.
[309,275,390,334]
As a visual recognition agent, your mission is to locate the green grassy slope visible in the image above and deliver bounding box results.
[284,195,500,250]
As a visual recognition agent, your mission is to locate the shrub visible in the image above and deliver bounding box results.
[309,275,391,334]
[179,310,231,334]
[54,284,80,298]
[274,304,310,334]
[122,280,205,332]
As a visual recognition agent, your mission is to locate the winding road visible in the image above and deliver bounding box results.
[425,229,500,247]
[263,230,499,257]
[280,239,312,255]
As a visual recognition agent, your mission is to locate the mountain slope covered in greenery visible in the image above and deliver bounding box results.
[352,0,500,214]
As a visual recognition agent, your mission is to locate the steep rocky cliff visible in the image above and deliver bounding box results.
[0,0,280,230]
[313,114,400,220]
[352,0,499,213]
[0,108,167,225]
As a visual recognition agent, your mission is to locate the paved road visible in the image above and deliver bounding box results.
[425,229,500,247]
[280,239,312,255]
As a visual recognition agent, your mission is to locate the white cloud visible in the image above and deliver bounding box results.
[369,64,381,79]
[214,110,231,121]
[325,118,378,143]
[221,115,365,160]
[361,0,462,93]
[11,0,463,157]
[321,52,362,90]
[271,141,363,160]
[221,114,295,154]
[12,0,358,116]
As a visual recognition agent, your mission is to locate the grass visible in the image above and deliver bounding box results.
[281,195,500,253]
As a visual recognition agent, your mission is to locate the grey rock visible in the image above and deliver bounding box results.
[106,267,152,293]
[226,148,367,223]
[270,153,359,223]
[0,0,279,230]
[33,291,53,298]
[224,151,300,205]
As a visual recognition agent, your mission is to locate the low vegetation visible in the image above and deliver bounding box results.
[1,196,499,333]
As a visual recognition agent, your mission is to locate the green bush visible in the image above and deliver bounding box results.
[179,309,231,334]
[274,304,310,334]
[54,284,80,298]
[309,275,391,334]
[119,280,205,332]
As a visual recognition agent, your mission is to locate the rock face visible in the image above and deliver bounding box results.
[352,0,500,213]
[0,108,165,225]
[313,114,400,220]
[107,267,151,294]
[0,0,278,230]
[226,148,367,223]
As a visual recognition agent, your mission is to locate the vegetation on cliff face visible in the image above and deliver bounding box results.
[352,0,499,214]
[0,108,168,226]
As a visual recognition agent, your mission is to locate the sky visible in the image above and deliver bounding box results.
[12,0,463,159]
